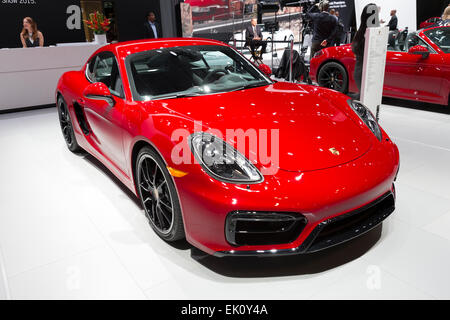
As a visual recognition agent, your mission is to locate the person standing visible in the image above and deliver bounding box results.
[351,3,376,100]
[144,11,161,39]
[440,6,450,26]
[334,10,344,46]
[305,1,338,58]
[387,9,398,31]
[20,17,44,48]
[245,18,267,59]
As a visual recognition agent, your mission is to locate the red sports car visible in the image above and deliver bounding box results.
[310,26,450,106]
[56,38,399,257]
[419,17,441,29]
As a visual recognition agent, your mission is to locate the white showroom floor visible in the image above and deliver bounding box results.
[0,99,450,300]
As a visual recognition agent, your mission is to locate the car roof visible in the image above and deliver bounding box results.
[421,25,449,33]
[101,38,229,59]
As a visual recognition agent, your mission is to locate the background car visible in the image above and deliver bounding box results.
[309,26,450,106]
[56,38,399,257]
[419,17,442,29]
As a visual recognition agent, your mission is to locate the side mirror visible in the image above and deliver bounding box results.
[258,63,272,77]
[83,82,115,106]
[408,45,430,59]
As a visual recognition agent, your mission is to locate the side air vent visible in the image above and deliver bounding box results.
[73,102,90,135]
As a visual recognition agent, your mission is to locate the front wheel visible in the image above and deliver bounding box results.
[57,96,82,153]
[136,147,185,242]
[317,61,349,93]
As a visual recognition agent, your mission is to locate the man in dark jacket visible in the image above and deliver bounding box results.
[388,10,398,31]
[305,2,338,58]
[245,18,267,59]
[333,11,344,46]
[144,12,162,39]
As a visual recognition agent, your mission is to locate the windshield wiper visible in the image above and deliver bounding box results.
[152,92,202,100]
[229,82,269,92]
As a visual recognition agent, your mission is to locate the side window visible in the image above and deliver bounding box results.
[86,55,99,82]
[405,34,436,53]
[87,52,124,98]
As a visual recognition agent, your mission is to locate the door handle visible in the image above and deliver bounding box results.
[77,98,86,106]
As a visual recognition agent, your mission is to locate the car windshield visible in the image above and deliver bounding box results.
[125,45,271,101]
[424,27,450,53]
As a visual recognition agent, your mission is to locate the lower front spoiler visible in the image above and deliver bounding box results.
[213,191,395,258]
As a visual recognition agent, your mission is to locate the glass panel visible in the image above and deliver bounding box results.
[424,27,450,53]
[126,45,271,101]
[92,53,123,97]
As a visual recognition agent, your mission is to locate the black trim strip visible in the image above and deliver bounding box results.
[214,191,395,257]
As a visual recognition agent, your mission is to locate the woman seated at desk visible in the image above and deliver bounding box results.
[20,17,44,48]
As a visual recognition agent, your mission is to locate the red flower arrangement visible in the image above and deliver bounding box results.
[83,11,110,34]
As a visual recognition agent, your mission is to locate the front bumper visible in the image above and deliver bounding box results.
[173,134,399,257]
[214,190,395,257]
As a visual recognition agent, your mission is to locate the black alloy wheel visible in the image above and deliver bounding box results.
[57,96,81,153]
[136,147,185,242]
[317,61,348,93]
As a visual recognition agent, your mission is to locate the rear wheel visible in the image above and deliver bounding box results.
[136,147,185,242]
[317,61,348,93]
[57,96,82,153]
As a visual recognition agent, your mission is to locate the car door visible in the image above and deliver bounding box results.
[384,34,444,102]
[384,49,416,98]
[405,34,444,103]
[83,51,128,173]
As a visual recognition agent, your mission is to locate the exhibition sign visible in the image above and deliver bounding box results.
[360,26,389,117]
[0,0,85,48]
[328,0,355,34]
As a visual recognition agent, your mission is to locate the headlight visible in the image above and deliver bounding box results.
[348,100,382,141]
[189,132,264,184]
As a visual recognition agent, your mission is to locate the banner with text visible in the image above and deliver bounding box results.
[329,0,355,33]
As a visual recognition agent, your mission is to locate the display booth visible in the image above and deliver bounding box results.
[0,44,102,112]
[0,0,182,112]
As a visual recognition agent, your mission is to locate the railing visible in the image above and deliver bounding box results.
[230,38,297,83]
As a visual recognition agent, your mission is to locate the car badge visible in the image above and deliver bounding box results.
[329,148,340,156]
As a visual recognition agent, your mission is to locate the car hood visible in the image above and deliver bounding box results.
[151,82,372,172]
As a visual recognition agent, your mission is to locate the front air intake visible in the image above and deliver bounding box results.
[225,211,307,246]
[305,192,395,253]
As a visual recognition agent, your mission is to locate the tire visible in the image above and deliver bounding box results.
[57,95,82,153]
[317,61,349,94]
[136,146,185,242]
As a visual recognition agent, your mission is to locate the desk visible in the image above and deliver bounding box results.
[0,44,103,111]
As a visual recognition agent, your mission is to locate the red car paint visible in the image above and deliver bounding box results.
[419,17,441,29]
[56,38,399,256]
[310,26,450,106]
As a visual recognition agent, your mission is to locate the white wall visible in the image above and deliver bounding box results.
[355,0,417,32]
